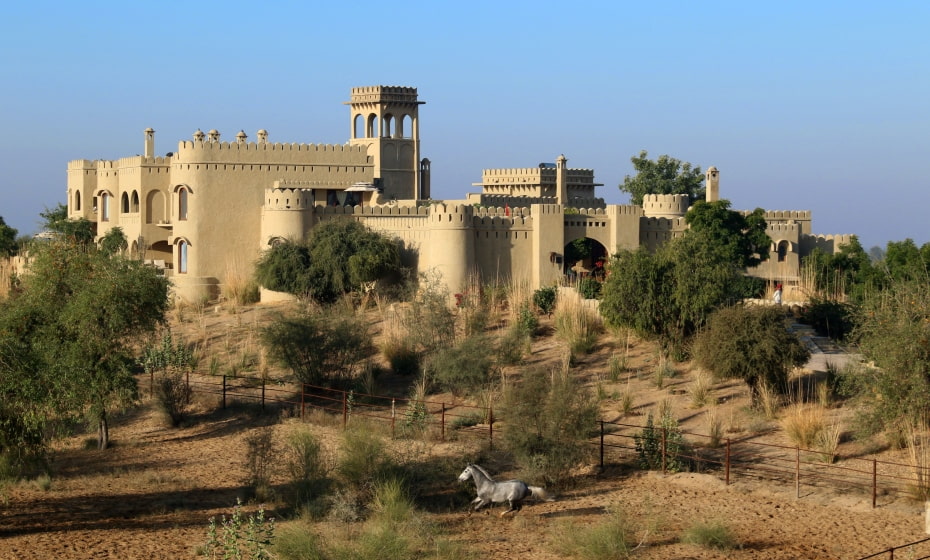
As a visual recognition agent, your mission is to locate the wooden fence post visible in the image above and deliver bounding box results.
[725,439,731,485]
[795,446,801,499]
[661,426,667,474]
[342,390,347,430]
[873,459,878,509]
[599,421,605,470]
[441,403,446,442]
[489,406,494,450]
[186,371,191,404]
[222,375,227,410]
[261,379,265,412]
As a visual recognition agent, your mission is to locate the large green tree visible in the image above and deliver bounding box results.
[684,200,770,268]
[599,234,747,355]
[254,219,402,303]
[619,150,705,206]
[0,240,169,457]
[0,216,18,257]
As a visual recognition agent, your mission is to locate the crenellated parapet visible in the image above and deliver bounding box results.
[315,204,430,217]
[642,194,690,218]
[640,216,689,231]
[349,85,421,104]
[174,140,372,165]
[472,214,533,229]
[606,204,645,217]
[800,233,855,254]
[265,188,313,210]
[763,210,812,221]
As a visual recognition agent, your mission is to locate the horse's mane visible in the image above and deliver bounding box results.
[470,463,495,481]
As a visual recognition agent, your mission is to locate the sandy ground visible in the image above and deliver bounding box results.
[1,302,928,559]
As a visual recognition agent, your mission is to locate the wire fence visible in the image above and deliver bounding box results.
[160,371,930,558]
[167,372,930,508]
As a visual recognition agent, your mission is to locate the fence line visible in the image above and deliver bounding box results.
[169,372,930,510]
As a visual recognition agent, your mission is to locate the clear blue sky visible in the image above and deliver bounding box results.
[2,1,927,250]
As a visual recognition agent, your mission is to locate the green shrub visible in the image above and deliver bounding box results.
[424,335,496,397]
[554,296,602,355]
[691,305,810,407]
[244,429,277,501]
[502,366,598,486]
[273,521,327,560]
[533,286,557,316]
[578,277,602,299]
[283,428,331,513]
[634,410,688,473]
[261,307,373,388]
[201,499,275,560]
[680,520,739,550]
[496,325,531,366]
[555,505,637,559]
[516,301,539,335]
[381,336,420,376]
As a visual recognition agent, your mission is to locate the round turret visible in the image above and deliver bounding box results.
[193,129,205,142]
[642,194,690,218]
[236,130,247,144]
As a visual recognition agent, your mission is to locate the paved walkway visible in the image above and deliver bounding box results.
[789,321,861,372]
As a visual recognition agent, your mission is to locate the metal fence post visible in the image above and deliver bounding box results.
[342,390,347,430]
[795,446,801,499]
[661,427,667,474]
[600,421,605,470]
[222,375,227,410]
[873,459,878,509]
[441,403,446,442]
[489,406,494,450]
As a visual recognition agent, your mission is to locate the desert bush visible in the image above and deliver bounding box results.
[904,420,930,501]
[201,499,275,560]
[336,423,399,499]
[502,366,599,486]
[515,301,539,336]
[554,295,602,355]
[691,304,810,407]
[609,352,628,382]
[424,334,496,397]
[244,429,277,501]
[704,407,723,448]
[404,271,457,356]
[781,404,827,449]
[533,286,557,316]
[688,370,715,408]
[142,331,196,426]
[843,277,930,432]
[634,409,687,473]
[272,521,327,560]
[153,370,191,427]
[261,307,373,388]
[283,427,332,514]
[381,335,420,376]
[680,519,739,550]
[555,504,639,560]
[496,323,532,366]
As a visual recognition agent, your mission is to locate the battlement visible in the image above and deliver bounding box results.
[803,233,855,246]
[767,223,802,234]
[265,188,313,210]
[314,204,431,217]
[606,204,645,217]
[472,214,533,228]
[177,140,366,154]
[642,194,690,218]
[640,216,689,230]
[348,85,422,104]
[474,205,530,218]
[763,210,812,221]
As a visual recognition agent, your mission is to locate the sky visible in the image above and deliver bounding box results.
[1,1,927,250]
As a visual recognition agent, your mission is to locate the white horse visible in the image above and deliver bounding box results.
[457,463,553,516]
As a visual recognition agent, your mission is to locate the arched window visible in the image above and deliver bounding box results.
[366,114,378,138]
[121,192,130,214]
[777,240,789,262]
[383,113,394,138]
[131,191,140,213]
[178,239,188,273]
[101,192,111,222]
[352,114,363,139]
[74,190,81,211]
[178,188,188,220]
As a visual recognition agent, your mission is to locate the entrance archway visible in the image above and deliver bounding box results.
[563,237,608,279]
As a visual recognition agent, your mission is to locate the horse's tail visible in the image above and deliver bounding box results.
[528,485,555,502]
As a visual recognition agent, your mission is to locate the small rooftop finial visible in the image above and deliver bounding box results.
[207,129,220,143]
[236,130,247,144]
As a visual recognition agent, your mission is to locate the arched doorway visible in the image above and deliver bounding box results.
[563,237,608,279]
